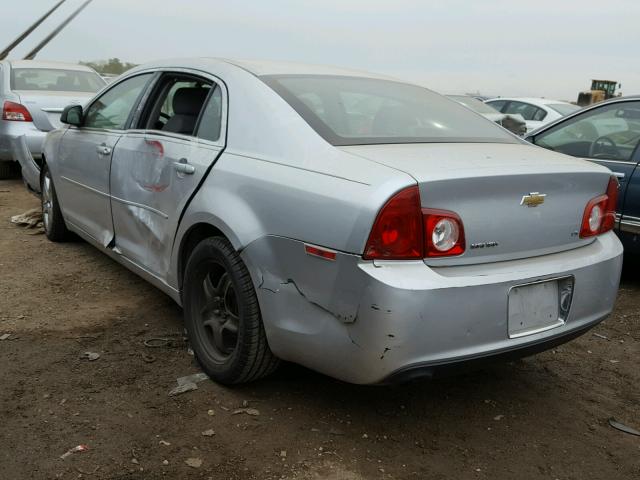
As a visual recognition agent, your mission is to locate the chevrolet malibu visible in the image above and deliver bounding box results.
[23,58,623,384]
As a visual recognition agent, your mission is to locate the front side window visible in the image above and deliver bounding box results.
[535,101,640,161]
[261,75,518,146]
[84,74,152,129]
[11,68,105,93]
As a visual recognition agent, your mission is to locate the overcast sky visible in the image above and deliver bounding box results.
[3,0,638,100]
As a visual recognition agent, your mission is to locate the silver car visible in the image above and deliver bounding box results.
[19,58,623,385]
[0,60,105,178]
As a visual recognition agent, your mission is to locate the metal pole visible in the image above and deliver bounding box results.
[23,0,93,60]
[0,0,67,60]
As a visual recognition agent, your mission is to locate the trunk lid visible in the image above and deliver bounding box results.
[341,143,613,266]
[15,90,94,132]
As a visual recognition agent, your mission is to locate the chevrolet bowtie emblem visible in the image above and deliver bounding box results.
[521,192,546,207]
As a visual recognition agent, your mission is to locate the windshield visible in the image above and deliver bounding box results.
[11,68,105,93]
[447,95,499,114]
[548,103,580,116]
[262,75,519,146]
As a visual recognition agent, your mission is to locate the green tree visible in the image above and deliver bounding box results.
[79,58,137,75]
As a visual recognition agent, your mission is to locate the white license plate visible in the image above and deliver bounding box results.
[508,280,564,338]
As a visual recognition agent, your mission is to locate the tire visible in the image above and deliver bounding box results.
[0,161,18,180]
[183,236,280,384]
[41,164,71,242]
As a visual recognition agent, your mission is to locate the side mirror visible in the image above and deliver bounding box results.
[60,104,83,126]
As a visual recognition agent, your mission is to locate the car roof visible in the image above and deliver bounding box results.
[487,97,573,106]
[127,57,397,81]
[6,59,97,72]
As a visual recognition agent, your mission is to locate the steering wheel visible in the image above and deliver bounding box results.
[589,136,622,159]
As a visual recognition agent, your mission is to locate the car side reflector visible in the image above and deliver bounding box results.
[305,244,337,261]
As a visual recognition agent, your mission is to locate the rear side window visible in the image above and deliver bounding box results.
[197,86,223,142]
[503,101,547,122]
[262,75,519,146]
[11,68,105,92]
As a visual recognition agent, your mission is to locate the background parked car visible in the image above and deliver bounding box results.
[525,96,640,255]
[486,97,580,133]
[447,95,527,135]
[0,59,105,178]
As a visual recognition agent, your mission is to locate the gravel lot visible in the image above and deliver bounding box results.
[1,178,639,480]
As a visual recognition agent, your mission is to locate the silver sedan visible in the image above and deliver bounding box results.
[0,60,105,178]
[18,58,623,384]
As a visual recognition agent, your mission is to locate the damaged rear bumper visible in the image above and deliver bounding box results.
[7,134,42,193]
[243,232,622,385]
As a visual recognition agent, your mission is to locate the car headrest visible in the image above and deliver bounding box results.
[172,88,208,116]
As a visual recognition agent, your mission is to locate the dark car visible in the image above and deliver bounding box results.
[525,96,640,254]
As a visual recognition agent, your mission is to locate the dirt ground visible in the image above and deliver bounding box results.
[0,178,639,480]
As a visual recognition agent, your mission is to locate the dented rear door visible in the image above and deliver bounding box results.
[110,133,223,279]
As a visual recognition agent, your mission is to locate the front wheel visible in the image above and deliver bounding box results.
[182,237,280,384]
[41,165,71,242]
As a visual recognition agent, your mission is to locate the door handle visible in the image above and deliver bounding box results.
[174,159,195,175]
[612,171,625,180]
[96,143,111,156]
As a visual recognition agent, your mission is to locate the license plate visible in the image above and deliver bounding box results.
[508,279,566,338]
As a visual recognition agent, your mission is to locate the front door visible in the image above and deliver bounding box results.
[56,73,153,246]
[109,73,226,279]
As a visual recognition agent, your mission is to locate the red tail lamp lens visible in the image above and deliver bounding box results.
[580,176,619,238]
[2,101,33,122]
[363,186,424,260]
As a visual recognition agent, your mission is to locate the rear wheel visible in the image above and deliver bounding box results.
[183,237,280,384]
[41,165,71,242]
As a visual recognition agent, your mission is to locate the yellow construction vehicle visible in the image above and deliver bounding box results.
[577,80,620,106]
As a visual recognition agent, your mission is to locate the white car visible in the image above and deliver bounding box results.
[485,97,580,133]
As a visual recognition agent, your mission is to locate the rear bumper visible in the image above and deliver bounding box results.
[383,320,599,384]
[0,120,46,161]
[251,232,623,384]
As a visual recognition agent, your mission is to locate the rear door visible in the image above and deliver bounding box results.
[57,73,153,245]
[109,71,227,279]
[531,100,640,220]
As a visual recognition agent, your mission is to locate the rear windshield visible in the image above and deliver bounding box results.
[261,75,519,146]
[11,68,105,93]
[548,103,581,116]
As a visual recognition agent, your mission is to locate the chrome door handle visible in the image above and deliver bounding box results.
[612,171,625,180]
[96,144,111,156]
[174,159,195,175]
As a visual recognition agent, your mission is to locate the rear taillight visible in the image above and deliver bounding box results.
[2,101,33,122]
[580,176,618,238]
[363,186,424,260]
[363,186,465,260]
[423,209,465,257]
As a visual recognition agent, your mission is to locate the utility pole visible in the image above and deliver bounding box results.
[0,0,67,60]
[23,0,93,60]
